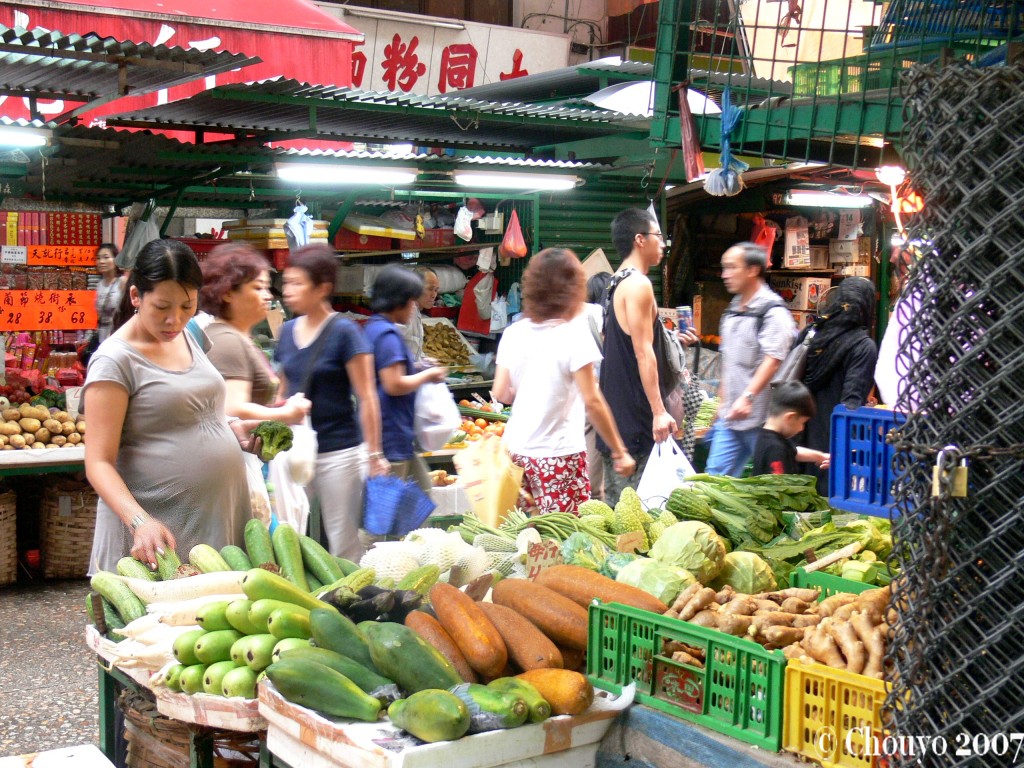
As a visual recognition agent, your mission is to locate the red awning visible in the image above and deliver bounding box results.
[11,0,361,38]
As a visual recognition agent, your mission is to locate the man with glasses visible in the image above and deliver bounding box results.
[597,208,697,498]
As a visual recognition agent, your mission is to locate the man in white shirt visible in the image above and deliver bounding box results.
[401,267,440,361]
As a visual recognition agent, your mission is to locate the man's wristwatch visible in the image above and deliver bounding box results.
[743,391,756,403]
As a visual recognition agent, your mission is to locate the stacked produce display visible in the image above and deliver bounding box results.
[0,399,83,450]
[86,471,897,766]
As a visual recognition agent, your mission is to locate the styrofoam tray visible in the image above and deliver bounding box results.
[422,317,477,371]
[259,680,634,768]
[0,445,84,467]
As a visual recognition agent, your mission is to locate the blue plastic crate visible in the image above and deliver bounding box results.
[829,406,907,517]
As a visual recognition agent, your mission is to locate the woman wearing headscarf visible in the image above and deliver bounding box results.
[799,277,878,494]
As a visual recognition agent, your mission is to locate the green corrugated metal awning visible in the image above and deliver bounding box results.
[0,24,260,122]
[105,78,651,151]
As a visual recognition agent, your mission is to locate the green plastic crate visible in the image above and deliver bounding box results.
[587,601,786,751]
[423,514,463,530]
[789,567,877,599]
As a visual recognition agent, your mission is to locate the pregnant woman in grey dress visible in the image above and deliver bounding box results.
[84,239,250,573]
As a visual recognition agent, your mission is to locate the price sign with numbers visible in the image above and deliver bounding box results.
[0,290,97,331]
[26,245,96,267]
[1,246,27,265]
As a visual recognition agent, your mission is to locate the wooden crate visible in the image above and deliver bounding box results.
[41,478,97,578]
[0,489,16,585]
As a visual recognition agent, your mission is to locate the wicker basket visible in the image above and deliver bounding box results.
[120,689,259,768]
[40,477,97,579]
[0,489,16,586]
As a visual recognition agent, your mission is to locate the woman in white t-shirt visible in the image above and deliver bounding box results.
[493,249,636,515]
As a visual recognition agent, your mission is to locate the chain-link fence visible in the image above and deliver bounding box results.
[885,61,1024,768]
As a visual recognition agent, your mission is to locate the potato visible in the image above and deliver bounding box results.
[0,435,7,447]
[62,442,77,448]
[1,444,12,450]
[9,434,25,449]
[61,421,77,436]
[2,408,21,422]
[18,404,48,421]
[42,418,62,433]
[22,433,34,445]
[34,428,51,443]
[18,402,33,416]
[19,418,41,434]
[0,422,20,436]
[49,435,67,447]
[29,442,45,450]
[76,421,86,434]
[52,411,69,422]
[66,432,81,445]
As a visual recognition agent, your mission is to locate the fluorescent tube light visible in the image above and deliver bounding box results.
[276,164,417,186]
[453,170,578,191]
[0,125,49,148]
[783,191,875,208]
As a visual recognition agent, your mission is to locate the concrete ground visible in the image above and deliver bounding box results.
[0,578,97,757]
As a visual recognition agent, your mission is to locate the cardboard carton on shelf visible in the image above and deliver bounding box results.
[829,236,872,264]
[770,275,832,311]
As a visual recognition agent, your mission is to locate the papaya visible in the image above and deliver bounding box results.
[516,668,594,716]
[487,677,552,722]
[388,690,470,743]
[361,621,462,693]
[448,682,528,732]
[264,658,381,720]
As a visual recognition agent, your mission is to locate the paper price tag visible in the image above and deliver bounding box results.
[1,246,26,265]
[616,531,646,553]
[525,538,563,579]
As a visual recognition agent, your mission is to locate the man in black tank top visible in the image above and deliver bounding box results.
[598,208,697,500]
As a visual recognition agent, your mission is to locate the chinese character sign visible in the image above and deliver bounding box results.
[0,291,97,331]
[381,33,427,92]
[352,20,569,96]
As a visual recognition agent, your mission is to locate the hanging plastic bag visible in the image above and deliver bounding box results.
[498,209,528,260]
[477,247,496,272]
[635,437,696,508]
[474,272,495,319]
[489,295,509,333]
[287,415,318,486]
[117,214,161,271]
[269,454,310,534]
[750,214,778,256]
[507,282,521,315]
[454,206,474,241]
[414,382,461,451]
[453,435,524,528]
[244,453,272,525]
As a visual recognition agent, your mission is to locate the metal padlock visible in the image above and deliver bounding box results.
[931,448,968,498]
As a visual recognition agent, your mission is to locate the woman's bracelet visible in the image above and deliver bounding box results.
[129,513,151,531]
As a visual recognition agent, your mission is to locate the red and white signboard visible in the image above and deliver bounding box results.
[332,13,571,96]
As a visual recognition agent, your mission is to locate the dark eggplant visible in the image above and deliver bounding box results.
[378,590,424,623]
[320,585,359,612]
[357,584,390,599]
[345,591,396,622]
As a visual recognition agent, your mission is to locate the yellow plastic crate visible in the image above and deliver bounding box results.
[784,658,886,768]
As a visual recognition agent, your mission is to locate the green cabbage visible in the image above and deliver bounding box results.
[709,551,777,594]
[560,532,610,571]
[648,521,727,584]
[616,559,697,605]
[599,552,639,580]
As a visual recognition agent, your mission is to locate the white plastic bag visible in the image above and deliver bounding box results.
[636,437,696,508]
[454,206,474,241]
[244,453,272,525]
[489,296,508,333]
[269,455,310,534]
[474,272,495,319]
[414,382,461,451]
[287,415,318,486]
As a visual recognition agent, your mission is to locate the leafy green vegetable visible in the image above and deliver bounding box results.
[616,559,697,604]
[560,532,609,571]
[600,552,640,580]
[648,521,727,585]
[710,551,778,594]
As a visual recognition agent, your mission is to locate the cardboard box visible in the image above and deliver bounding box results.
[783,217,811,268]
[694,280,732,336]
[837,264,871,277]
[791,310,817,331]
[809,245,830,269]
[334,228,392,251]
[770,275,832,311]
[829,236,872,264]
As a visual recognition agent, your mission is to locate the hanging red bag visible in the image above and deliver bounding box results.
[498,209,528,260]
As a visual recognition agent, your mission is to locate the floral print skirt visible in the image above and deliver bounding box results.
[510,451,591,515]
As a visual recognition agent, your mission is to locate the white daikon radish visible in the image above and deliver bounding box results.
[117,613,163,639]
[115,571,245,603]
[148,594,244,626]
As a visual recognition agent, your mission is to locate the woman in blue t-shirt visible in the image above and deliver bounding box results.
[275,245,388,561]
[363,265,449,491]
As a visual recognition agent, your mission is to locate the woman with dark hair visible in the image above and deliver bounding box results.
[200,243,309,423]
[493,249,636,514]
[84,239,250,572]
[364,265,448,491]
[799,276,878,494]
[95,243,124,343]
[275,244,386,560]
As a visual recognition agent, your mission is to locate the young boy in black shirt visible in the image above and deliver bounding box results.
[752,381,830,475]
